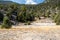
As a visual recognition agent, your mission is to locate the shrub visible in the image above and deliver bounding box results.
[1,16,12,29]
[54,13,60,25]
[24,21,31,25]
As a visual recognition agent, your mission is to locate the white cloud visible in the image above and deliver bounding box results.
[25,0,37,4]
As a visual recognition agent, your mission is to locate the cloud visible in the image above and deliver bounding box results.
[25,0,37,4]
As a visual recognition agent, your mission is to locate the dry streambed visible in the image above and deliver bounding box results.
[0,26,60,40]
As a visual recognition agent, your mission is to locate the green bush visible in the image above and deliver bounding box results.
[24,21,31,25]
[17,6,35,22]
[54,13,60,25]
[1,16,12,29]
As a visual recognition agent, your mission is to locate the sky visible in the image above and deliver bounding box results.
[10,0,45,4]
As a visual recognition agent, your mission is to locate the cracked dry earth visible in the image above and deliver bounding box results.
[0,27,60,40]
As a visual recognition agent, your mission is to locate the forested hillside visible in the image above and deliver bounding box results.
[0,0,60,28]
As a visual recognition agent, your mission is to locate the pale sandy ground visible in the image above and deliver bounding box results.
[0,26,60,40]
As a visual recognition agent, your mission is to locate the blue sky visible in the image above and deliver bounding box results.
[11,0,45,4]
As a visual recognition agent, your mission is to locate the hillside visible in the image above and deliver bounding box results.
[0,1,17,5]
[0,0,60,28]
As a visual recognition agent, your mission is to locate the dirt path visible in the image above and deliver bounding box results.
[31,18,56,26]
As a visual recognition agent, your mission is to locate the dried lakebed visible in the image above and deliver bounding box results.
[0,27,60,40]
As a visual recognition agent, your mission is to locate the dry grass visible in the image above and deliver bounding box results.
[0,25,60,32]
